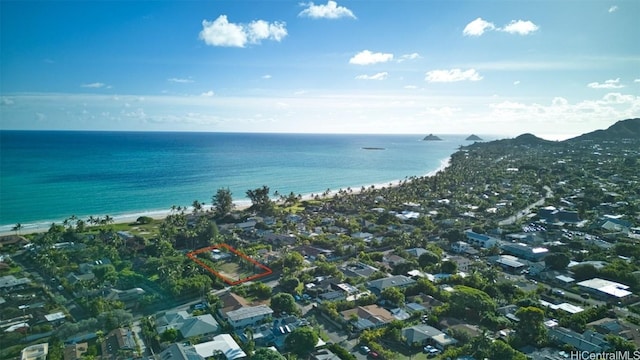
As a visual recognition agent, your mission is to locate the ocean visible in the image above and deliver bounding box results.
[0,131,493,233]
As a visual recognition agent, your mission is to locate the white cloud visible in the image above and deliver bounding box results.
[201,91,215,97]
[513,80,521,85]
[634,78,640,83]
[298,1,356,19]
[81,82,106,88]
[1,97,15,105]
[587,78,624,89]
[349,50,394,65]
[463,17,496,36]
[398,53,421,62]
[355,72,389,80]
[262,74,272,79]
[199,15,287,47]
[404,85,418,89]
[464,18,539,36]
[168,78,194,83]
[425,68,482,82]
[501,20,539,35]
[247,19,288,43]
[608,5,618,13]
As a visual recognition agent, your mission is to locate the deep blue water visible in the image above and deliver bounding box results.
[0,131,492,231]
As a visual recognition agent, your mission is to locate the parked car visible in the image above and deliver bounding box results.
[423,345,440,357]
[359,346,371,354]
[552,289,565,296]
[368,351,379,359]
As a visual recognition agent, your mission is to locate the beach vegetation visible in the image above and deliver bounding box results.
[212,187,234,217]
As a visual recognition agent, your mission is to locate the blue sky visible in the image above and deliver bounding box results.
[1,0,638,139]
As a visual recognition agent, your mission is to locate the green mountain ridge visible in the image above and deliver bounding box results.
[566,118,640,141]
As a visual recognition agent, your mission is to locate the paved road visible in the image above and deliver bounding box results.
[498,186,553,226]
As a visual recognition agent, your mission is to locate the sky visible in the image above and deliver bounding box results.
[1,0,639,139]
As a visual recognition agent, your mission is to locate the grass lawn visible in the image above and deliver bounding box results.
[217,260,256,282]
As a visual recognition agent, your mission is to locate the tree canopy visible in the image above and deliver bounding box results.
[252,348,286,360]
[270,293,298,316]
[212,188,234,217]
[285,327,319,357]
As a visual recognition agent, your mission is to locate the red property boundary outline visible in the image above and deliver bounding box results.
[186,243,273,285]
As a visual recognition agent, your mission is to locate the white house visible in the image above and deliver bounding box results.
[225,305,273,329]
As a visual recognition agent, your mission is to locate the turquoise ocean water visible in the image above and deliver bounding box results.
[0,131,493,232]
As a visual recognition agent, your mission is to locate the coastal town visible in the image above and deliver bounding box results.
[1,119,639,360]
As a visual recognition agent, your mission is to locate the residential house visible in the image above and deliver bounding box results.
[382,253,406,268]
[493,255,527,273]
[340,262,379,278]
[219,292,250,315]
[101,328,137,360]
[444,255,473,272]
[21,343,48,360]
[599,217,633,233]
[194,334,247,360]
[0,235,29,249]
[402,324,458,350]
[311,349,341,360]
[366,275,416,295]
[155,311,220,339]
[0,275,30,292]
[263,233,297,247]
[295,245,334,261]
[548,327,609,353]
[464,230,499,249]
[451,241,471,254]
[587,318,640,348]
[63,343,87,360]
[341,304,395,331]
[406,248,428,258]
[224,305,274,329]
[104,287,145,307]
[158,343,203,360]
[407,294,443,312]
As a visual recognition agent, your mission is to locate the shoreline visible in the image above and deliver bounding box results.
[0,156,451,237]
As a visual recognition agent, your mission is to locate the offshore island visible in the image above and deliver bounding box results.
[1,118,640,360]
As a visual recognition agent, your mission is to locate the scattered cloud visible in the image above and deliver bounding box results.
[404,85,418,89]
[608,5,618,13]
[398,53,421,62]
[199,15,287,47]
[81,82,107,88]
[355,72,389,80]
[463,18,496,36]
[298,1,356,19]
[464,18,539,36]
[587,78,624,89]
[1,97,15,105]
[201,91,215,97]
[634,78,640,83]
[262,74,272,79]
[349,50,394,65]
[513,80,521,85]
[501,20,539,35]
[425,68,482,82]
[168,77,194,83]
[43,58,55,64]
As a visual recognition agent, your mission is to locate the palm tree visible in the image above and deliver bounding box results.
[12,223,22,235]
